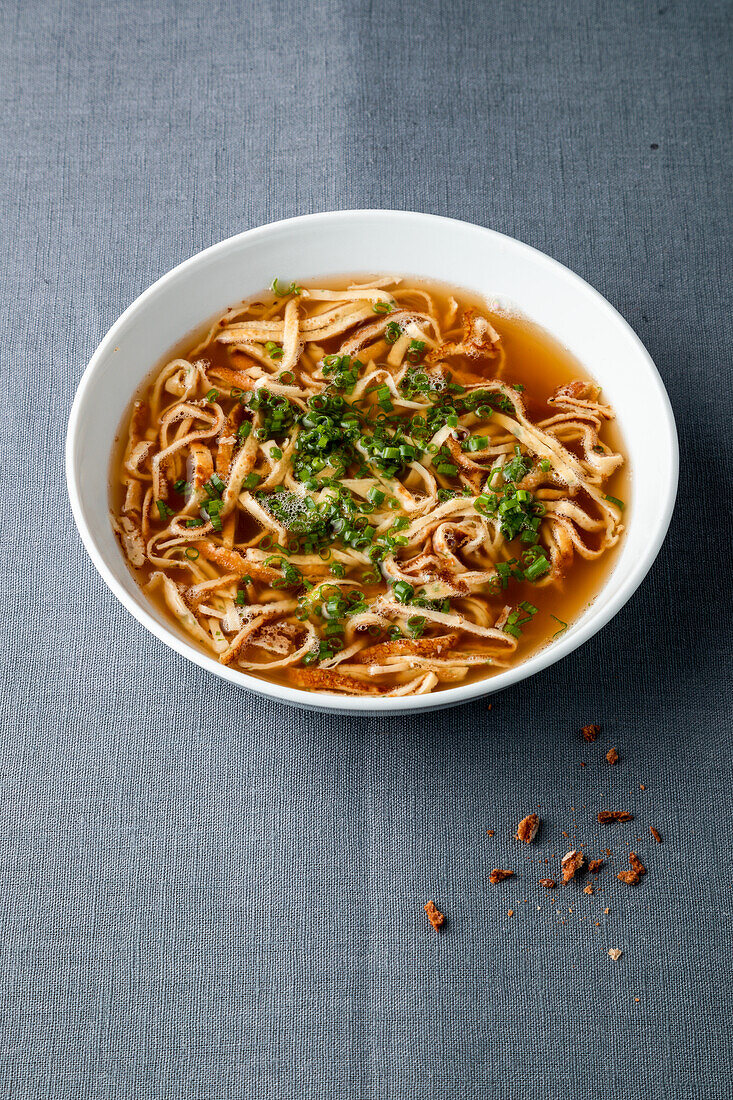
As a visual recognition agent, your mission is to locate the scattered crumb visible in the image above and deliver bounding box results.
[584,884,594,895]
[635,997,640,1002]
[507,909,514,917]
[581,724,601,742]
[562,830,569,838]
[604,907,610,914]
[608,948,622,961]
[424,900,446,930]
[588,859,605,873]
[598,810,633,824]
[629,852,646,876]
[539,878,557,889]
[561,850,585,883]
[640,784,646,790]
[650,826,662,844]
[490,869,514,884]
[486,830,495,837]
[618,870,641,885]
[487,703,492,710]
[606,747,619,765]
[515,813,540,844]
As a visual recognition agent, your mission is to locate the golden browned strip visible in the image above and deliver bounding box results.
[350,633,458,665]
[209,364,258,390]
[288,668,388,695]
[192,541,281,584]
[216,402,243,479]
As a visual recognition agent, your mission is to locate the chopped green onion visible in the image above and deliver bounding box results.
[184,547,199,560]
[604,494,625,510]
[550,614,568,638]
[523,556,550,581]
[392,580,414,603]
[205,388,219,403]
[243,473,261,490]
[372,300,394,314]
[271,278,301,296]
[265,341,284,360]
[156,500,174,520]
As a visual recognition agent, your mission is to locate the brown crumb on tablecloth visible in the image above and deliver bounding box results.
[486,830,495,837]
[618,870,641,885]
[490,869,514,884]
[561,850,585,883]
[424,900,445,930]
[507,909,514,917]
[584,884,594,895]
[539,878,557,889]
[650,826,662,844]
[515,813,540,844]
[581,724,601,742]
[629,852,646,876]
[606,747,619,765]
[598,810,633,824]
[608,948,623,961]
[588,859,605,872]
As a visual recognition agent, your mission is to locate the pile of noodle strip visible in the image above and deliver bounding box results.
[113,278,624,696]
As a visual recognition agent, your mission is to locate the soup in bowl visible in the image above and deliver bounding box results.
[66,212,677,712]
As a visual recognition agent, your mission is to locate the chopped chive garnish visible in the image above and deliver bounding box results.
[265,341,284,360]
[205,388,219,403]
[242,473,261,490]
[550,614,568,638]
[392,580,414,603]
[184,547,199,560]
[271,278,301,296]
[604,494,625,510]
[372,300,394,314]
[524,556,550,581]
[156,500,173,520]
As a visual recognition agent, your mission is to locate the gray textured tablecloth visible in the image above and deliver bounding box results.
[1,1,731,1097]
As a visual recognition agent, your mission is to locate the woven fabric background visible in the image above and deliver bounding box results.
[1,0,731,1097]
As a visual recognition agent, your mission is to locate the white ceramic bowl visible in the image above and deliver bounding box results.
[66,211,678,713]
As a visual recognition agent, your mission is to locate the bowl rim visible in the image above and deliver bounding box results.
[65,209,679,713]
